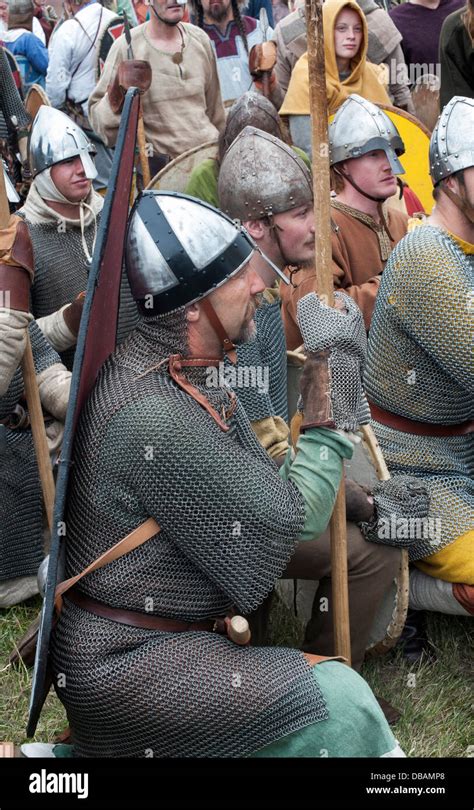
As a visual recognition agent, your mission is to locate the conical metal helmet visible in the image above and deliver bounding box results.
[218,126,313,222]
[28,107,97,179]
[429,96,474,185]
[125,191,257,313]
[222,92,282,154]
[329,94,405,175]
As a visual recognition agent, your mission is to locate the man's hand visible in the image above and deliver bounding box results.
[297,291,370,432]
[107,60,152,114]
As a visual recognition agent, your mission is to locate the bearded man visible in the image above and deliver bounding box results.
[49,189,405,757]
[218,125,404,676]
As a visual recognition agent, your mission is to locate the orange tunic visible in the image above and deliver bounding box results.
[280,202,408,350]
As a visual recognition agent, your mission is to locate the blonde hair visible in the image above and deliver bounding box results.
[462,0,474,43]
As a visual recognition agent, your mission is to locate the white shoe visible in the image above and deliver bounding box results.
[20,743,56,758]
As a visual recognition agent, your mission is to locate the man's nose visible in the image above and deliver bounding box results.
[249,268,266,294]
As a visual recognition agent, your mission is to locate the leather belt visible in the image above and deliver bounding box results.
[368,401,474,437]
[66,588,223,634]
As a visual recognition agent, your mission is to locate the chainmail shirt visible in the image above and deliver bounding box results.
[51,310,328,757]
[365,226,474,559]
[0,321,60,581]
[23,214,138,369]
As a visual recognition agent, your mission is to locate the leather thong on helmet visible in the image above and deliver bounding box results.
[218,126,313,222]
[28,107,97,179]
[329,94,405,176]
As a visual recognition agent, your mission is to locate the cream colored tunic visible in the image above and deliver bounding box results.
[88,22,226,160]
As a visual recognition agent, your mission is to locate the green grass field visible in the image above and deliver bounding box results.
[1,594,472,756]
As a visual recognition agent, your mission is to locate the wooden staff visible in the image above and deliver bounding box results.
[20,338,55,533]
[0,166,55,534]
[123,13,151,187]
[305,0,351,664]
[136,106,151,188]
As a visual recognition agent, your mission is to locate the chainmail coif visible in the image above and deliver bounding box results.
[51,307,328,758]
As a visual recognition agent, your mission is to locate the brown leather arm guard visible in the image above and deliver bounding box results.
[63,291,85,336]
[0,216,34,312]
[299,350,336,431]
[107,60,153,114]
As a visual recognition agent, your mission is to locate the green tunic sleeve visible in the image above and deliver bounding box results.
[184,159,220,208]
[279,427,353,542]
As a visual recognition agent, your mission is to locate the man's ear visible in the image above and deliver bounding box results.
[244,219,266,240]
[185,301,200,323]
[444,172,463,194]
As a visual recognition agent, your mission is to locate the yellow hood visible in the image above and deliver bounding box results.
[280,0,390,115]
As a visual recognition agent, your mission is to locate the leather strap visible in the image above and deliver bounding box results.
[54,517,160,614]
[200,296,237,364]
[0,264,31,311]
[303,653,347,667]
[66,588,218,632]
[369,400,474,437]
[168,354,237,433]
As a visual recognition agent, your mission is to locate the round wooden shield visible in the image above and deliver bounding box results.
[25,84,51,119]
[366,551,409,657]
[97,15,125,80]
[411,74,440,136]
[146,140,219,192]
[377,104,433,215]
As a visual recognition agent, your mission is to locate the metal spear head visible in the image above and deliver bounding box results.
[259,7,269,41]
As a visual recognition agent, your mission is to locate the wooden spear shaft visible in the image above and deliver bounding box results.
[0,166,55,535]
[305,0,351,664]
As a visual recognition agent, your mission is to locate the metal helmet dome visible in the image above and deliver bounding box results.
[28,107,97,179]
[126,191,261,314]
[218,126,313,222]
[329,94,405,175]
[429,96,474,185]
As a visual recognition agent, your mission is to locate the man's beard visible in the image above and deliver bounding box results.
[233,293,263,345]
[234,321,257,345]
[206,1,230,23]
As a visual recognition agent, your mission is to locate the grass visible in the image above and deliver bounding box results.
[0,596,67,747]
[267,595,474,758]
[1,594,472,757]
